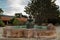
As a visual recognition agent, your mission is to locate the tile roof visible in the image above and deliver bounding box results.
[0,15,27,21]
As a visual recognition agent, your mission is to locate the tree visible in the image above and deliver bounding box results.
[24,0,59,25]
[0,8,4,26]
[0,8,4,15]
[15,13,22,18]
[0,8,4,19]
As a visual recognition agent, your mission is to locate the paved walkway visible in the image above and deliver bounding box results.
[56,26,60,40]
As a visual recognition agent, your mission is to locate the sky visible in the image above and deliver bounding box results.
[0,0,60,16]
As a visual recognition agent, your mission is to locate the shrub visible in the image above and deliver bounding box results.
[13,19,20,25]
[0,20,5,27]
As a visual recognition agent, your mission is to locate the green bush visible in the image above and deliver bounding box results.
[0,20,5,27]
[10,17,15,24]
[13,19,20,25]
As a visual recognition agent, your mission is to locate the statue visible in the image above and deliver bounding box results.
[27,15,34,29]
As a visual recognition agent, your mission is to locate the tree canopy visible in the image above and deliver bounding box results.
[24,0,59,25]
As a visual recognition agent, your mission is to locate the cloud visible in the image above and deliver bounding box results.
[20,0,30,5]
[4,5,25,16]
[4,0,30,16]
[55,0,60,6]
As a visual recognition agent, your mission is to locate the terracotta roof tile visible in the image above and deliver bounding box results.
[16,17,27,22]
[1,17,12,21]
